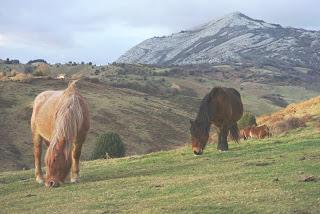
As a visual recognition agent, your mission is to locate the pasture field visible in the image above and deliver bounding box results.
[1,127,319,213]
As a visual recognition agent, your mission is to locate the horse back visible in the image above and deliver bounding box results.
[209,87,243,123]
[250,125,269,139]
[31,91,64,141]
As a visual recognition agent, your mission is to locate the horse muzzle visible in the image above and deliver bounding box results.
[193,150,203,156]
[46,180,60,188]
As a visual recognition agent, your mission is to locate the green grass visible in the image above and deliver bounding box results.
[1,128,319,213]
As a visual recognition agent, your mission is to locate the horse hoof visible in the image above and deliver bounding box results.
[70,178,80,183]
[36,176,44,184]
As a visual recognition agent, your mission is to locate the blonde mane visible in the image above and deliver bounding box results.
[49,80,84,159]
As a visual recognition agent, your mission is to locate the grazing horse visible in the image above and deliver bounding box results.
[249,125,270,139]
[31,80,89,187]
[190,87,243,154]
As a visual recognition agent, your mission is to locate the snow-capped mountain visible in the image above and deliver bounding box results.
[116,12,320,69]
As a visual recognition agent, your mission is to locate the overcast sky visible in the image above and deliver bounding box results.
[0,0,319,64]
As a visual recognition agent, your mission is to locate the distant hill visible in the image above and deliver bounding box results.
[117,12,320,70]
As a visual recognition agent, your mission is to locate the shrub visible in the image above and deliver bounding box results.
[27,59,47,64]
[272,117,306,135]
[238,112,257,129]
[91,132,125,160]
[32,70,45,76]
[301,114,312,123]
[24,65,34,73]
[286,117,306,129]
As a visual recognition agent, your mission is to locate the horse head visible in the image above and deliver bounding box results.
[190,120,209,155]
[45,140,71,187]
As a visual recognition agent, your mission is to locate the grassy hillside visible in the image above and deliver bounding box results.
[0,79,192,171]
[258,96,320,125]
[1,62,320,171]
[0,127,319,213]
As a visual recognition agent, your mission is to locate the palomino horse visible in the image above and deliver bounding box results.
[190,87,243,154]
[249,125,270,139]
[31,80,89,187]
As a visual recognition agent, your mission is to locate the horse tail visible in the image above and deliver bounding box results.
[229,123,240,143]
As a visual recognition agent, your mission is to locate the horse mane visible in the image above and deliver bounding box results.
[194,93,211,133]
[49,80,83,160]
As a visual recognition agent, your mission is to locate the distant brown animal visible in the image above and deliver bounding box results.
[190,87,243,154]
[240,127,252,140]
[249,125,270,139]
[31,80,90,187]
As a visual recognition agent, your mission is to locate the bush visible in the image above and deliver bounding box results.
[238,112,257,129]
[272,117,306,135]
[27,59,47,64]
[286,117,306,129]
[32,70,45,76]
[24,65,34,73]
[91,133,125,160]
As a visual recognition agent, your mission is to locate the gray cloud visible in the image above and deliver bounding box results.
[0,0,319,64]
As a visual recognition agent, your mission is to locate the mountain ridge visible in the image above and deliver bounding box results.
[117,12,320,70]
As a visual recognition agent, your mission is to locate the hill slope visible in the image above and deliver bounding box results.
[1,62,320,172]
[0,128,319,213]
[0,79,192,171]
[117,12,320,70]
[258,96,320,125]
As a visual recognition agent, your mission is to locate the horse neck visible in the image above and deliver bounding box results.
[195,117,210,132]
[195,95,211,132]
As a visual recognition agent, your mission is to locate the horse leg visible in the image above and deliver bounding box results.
[217,127,228,151]
[70,142,83,183]
[33,133,44,184]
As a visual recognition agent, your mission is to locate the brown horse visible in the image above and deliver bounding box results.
[31,80,89,187]
[241,127,253,140]
[249,125,270,139]
[190,87,243,154]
